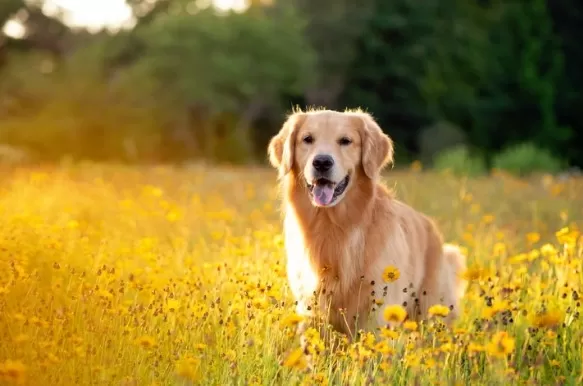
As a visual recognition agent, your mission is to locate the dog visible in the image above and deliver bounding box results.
[267,108,467,340]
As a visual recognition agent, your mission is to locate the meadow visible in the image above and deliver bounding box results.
[0,162,582,385]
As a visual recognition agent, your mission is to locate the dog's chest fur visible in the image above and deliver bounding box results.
[283,206,369,320]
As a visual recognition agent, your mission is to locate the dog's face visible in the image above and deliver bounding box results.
[268,110,394,207]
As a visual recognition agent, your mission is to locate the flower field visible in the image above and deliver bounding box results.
[0,163,582,385]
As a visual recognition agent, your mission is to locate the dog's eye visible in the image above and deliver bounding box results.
[338,137,352,146]
[302,135,314,144]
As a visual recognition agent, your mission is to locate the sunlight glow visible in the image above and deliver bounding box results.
[2,0,248,36]
[2,20,26,39]
[43,0,135,31]
[41,0,246,31]
[213,0,248,11]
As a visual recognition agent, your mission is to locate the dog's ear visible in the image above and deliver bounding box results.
[268,112,306,176]
[358,112,394,179]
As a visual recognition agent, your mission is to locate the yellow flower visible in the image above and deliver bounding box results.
[280,313,305,328]
[428,304,450,318]
[282,348,308,370]
[382,266,400,283]
[383,305,407,324]
[165,299,181,312]
[486,331,515,359]
[224,349,237,362]
[13,334,29,344]
[175,356,201,382]
[493,242,506,256]
[526,232,541,245]
[508,253,528,265]
[461,266,488,281]
[531,310,564,328]
[380,327,399,340]
[403,321,418,331]
[468,343,485,353]
[374,341,394,355]
[0,360,26,384]
[481,300,510,320]
[135,335,156,349]
[482,214,495,224]
[410,160,423,172]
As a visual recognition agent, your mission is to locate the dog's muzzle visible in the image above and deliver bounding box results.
[306,175,350,206]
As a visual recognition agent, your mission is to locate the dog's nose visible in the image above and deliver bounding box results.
[312,154,334,173]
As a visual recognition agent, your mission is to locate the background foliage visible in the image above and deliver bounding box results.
[1,0,582,171]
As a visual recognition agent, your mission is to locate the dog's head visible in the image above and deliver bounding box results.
[268,109,394,207]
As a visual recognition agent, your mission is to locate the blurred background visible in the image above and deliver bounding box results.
[0,0,581,174]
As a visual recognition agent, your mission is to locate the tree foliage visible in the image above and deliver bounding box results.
[0,0,582,168]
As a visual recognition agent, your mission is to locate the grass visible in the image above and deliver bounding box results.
[0,162,582,385]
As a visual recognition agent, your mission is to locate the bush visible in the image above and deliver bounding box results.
[492,142,564,177]
[433,145,486,177]
[418,121,468,164]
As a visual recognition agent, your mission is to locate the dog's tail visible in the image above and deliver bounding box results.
[443,243,468,299]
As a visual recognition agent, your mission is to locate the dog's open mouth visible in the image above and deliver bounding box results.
[306,175,350,206]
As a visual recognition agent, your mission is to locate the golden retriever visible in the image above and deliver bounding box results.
[267,108,467,339]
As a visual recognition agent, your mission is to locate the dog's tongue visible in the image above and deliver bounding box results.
[313,183,334,206]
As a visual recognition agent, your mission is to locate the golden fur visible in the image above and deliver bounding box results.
[268,108,467,338]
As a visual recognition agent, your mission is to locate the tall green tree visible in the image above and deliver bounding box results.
[131,4,315,162]
[548,0,583,166]
[469,0,568,163]
[340,0,489,162]
[286,0,374,108]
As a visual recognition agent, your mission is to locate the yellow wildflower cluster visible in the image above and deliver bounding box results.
[0,165,580,384]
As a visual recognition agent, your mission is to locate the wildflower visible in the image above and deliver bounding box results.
[282,348,308,370]
[508,253,528,265]
[493,242,506,256]
[540,243,557,257]
[280,313,305,328]
[13,334,29,344]
[526,232,541,245]
[461,266,488,281]
[428,304,450,318]
[0,360,26,384]
[403,320,418,331]
[383,305,407,324]
[482,299,510,320]
[382,266,400,283]
[374,341,394,355]
[165,299,181,312]
[482,214,495,224]
[175,356,201,382]
[486,331,515,359]
[527,249,540,261]
[410,160,422,172]
[303,328,325,355]
[532,310,564,328]
[468,343,485,354]
[224,350,237,362]
[301,373,328,386]
[135,335,156,349]
[556,227,579,245]
[380,327,399,340]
